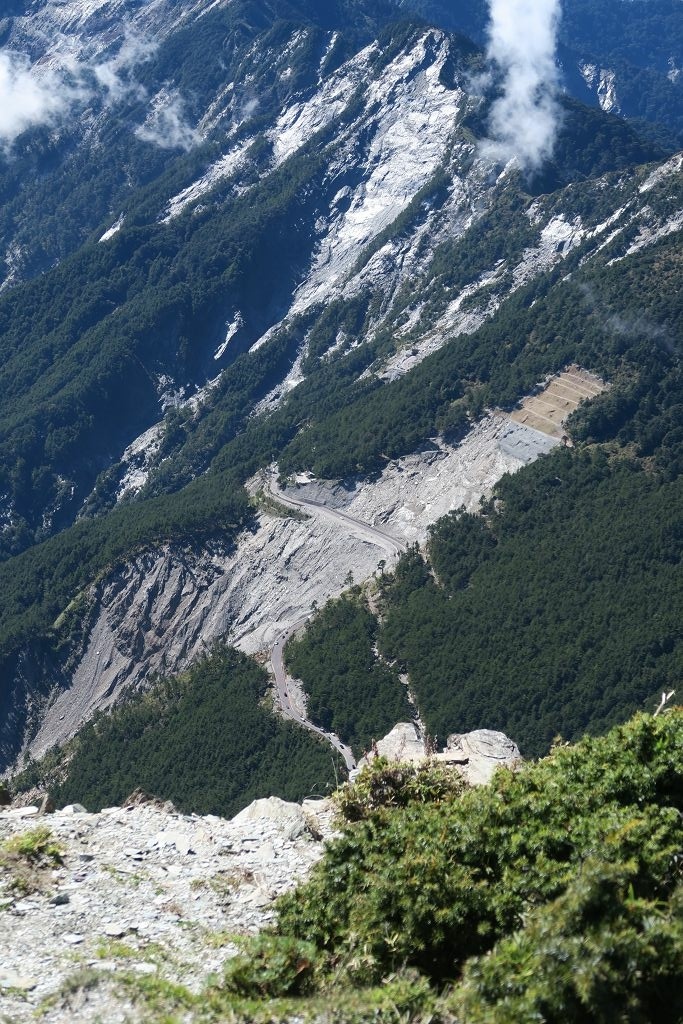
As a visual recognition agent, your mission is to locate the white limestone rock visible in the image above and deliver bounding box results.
[357,722,427,768]
[356,722,521,785]
[230,796,313,842]
[441,729,522,785]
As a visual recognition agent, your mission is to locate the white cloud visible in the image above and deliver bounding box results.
[479,0,562,171]
[0,27,158,150]
[93,30,157,103]
[0,50,83,147]
[135,93,200,151]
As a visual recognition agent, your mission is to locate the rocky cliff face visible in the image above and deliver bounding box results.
[356,721,521,786]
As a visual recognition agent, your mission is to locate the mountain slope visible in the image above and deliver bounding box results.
[0,0,680,781]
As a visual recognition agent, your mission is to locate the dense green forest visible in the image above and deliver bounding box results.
[284,592,410,757]
[43,646,343,815]
[221,710,683,1022]
[379,450,682,756]
[279,446,681,760]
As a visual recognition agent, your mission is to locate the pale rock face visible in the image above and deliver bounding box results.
[440,729,522,785]
[357,722,521,786]
[362,722,427,765]
[579,61,620,113]
[230,795,314,842]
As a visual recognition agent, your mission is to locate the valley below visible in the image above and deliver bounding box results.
[26,411,554,763]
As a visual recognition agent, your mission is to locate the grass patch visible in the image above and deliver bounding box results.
[0,826,64,896]
[1,827,63,865]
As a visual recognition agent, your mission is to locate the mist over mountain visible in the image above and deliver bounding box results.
[398,0,683,143]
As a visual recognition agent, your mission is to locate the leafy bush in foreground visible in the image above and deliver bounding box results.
[450,864,683,1024]
[265,710,682,1014]
[335,756,466,822]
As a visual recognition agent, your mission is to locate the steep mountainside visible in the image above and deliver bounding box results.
[399,0,683,143]
[0,0,672,552]
[0,0,681,786]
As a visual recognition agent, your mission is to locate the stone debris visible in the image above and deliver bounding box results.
[37,794,56,815]
[0,795,336,1023]
[0,970,37,992]
[230,796,314,842]
[357,724,521,786]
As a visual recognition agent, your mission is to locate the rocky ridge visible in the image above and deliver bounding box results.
[0,793,337,1023]
[0,719,522,1021]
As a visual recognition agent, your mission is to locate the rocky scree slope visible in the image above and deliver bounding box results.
[0,794,338,1023]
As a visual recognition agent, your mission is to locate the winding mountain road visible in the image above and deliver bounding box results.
[268,476,405,558]
[266,473,407,773]
[271,618,357,772]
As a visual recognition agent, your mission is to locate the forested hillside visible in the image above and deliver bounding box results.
[0,4,681,1020]
[284,593,409,757]
[0,0,680,813]
[380,454,682,755]
[21,647,343,815]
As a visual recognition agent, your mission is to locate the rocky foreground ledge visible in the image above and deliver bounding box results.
[0,794,336,1022]
[0,727,521,1021]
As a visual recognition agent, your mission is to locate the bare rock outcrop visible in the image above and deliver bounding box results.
[358,722,521,785]
[362,722,428,764]
[230,796,317,842]
[436,729,522,785]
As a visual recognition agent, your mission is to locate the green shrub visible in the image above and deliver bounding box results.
[1,826,63,866]
[273,712,683,988]
[222,935,321,998]
[336,757,466,822]
[450,868,683,1024]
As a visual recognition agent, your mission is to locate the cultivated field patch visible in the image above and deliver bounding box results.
[509,365,607,438]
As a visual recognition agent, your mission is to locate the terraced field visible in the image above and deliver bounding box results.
[510,365,608,438]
